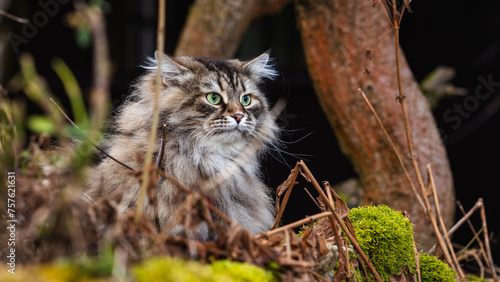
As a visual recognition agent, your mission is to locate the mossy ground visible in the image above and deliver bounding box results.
[349,205,416,281]
[0,257,277,282]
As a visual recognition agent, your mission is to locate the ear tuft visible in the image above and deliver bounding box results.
[243,52,279,81]
[143,51,188,79]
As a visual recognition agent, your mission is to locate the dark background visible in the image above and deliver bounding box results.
[2,0,499,263]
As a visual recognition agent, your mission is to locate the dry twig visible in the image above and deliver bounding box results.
[299,160,383,282]
[0,9,29,24]
[137,0,166,220]
[479,198,498,281]
[457,200,490,269]
[357,88,424,210]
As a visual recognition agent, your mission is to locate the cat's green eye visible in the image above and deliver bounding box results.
[241,95,251,106]
[206,93,222,105]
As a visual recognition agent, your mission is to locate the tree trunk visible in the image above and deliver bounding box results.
[175,0,290,58]
[295,0,455,248]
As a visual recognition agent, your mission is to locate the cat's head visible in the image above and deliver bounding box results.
[145,52,279,153]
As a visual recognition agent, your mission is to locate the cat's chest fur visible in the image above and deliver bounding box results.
[166,138,256,184]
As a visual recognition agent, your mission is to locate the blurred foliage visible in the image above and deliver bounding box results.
[0,245,113,282]
[133,257,278,282]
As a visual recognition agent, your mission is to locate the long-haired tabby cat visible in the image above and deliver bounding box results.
[86,51,279,240]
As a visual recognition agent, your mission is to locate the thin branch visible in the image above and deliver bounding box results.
[428,164,465,280]
[428,199,483,254]
[266,211,332,236]
[136,0,166,220]
[391,5,426,198]
[416,170,455,274]
[446,200,483,237]
[304,188,322,211]
[471,252,485,279]
[0,9,29,24]
[357,88,424,209]
[479,198,498,281]
[412,230,421,282]
[382,2,461,277]
[457,200,490,269]
[50,98,134,171]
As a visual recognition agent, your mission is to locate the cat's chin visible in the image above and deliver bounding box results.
[206,129,250,147]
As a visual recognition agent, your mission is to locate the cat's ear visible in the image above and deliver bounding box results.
[243,52,278,81]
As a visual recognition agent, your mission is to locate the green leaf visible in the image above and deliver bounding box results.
[28,115,55,134]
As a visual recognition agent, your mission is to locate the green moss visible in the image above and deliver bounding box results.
[211,260,278,281]
[133,257,277,282]
[465,275,488,282]
[419,253,456,282]
[349,205,416,281]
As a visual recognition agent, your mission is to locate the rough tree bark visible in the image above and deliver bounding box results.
[295,0,455,247]
[175,0,290,58]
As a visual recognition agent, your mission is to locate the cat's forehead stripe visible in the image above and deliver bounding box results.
[194,57,242,92]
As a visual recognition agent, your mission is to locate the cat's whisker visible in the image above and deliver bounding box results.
[250,129,312,164]
[279,131,314,145]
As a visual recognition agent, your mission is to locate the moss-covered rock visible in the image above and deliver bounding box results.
[419,253,456,282]
[349,205,416,281]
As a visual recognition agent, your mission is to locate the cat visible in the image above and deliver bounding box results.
[86,52,280,241]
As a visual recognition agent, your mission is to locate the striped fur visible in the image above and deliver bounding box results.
[86,52,279,240]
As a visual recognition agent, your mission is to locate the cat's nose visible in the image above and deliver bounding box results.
[231,113,244,124]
